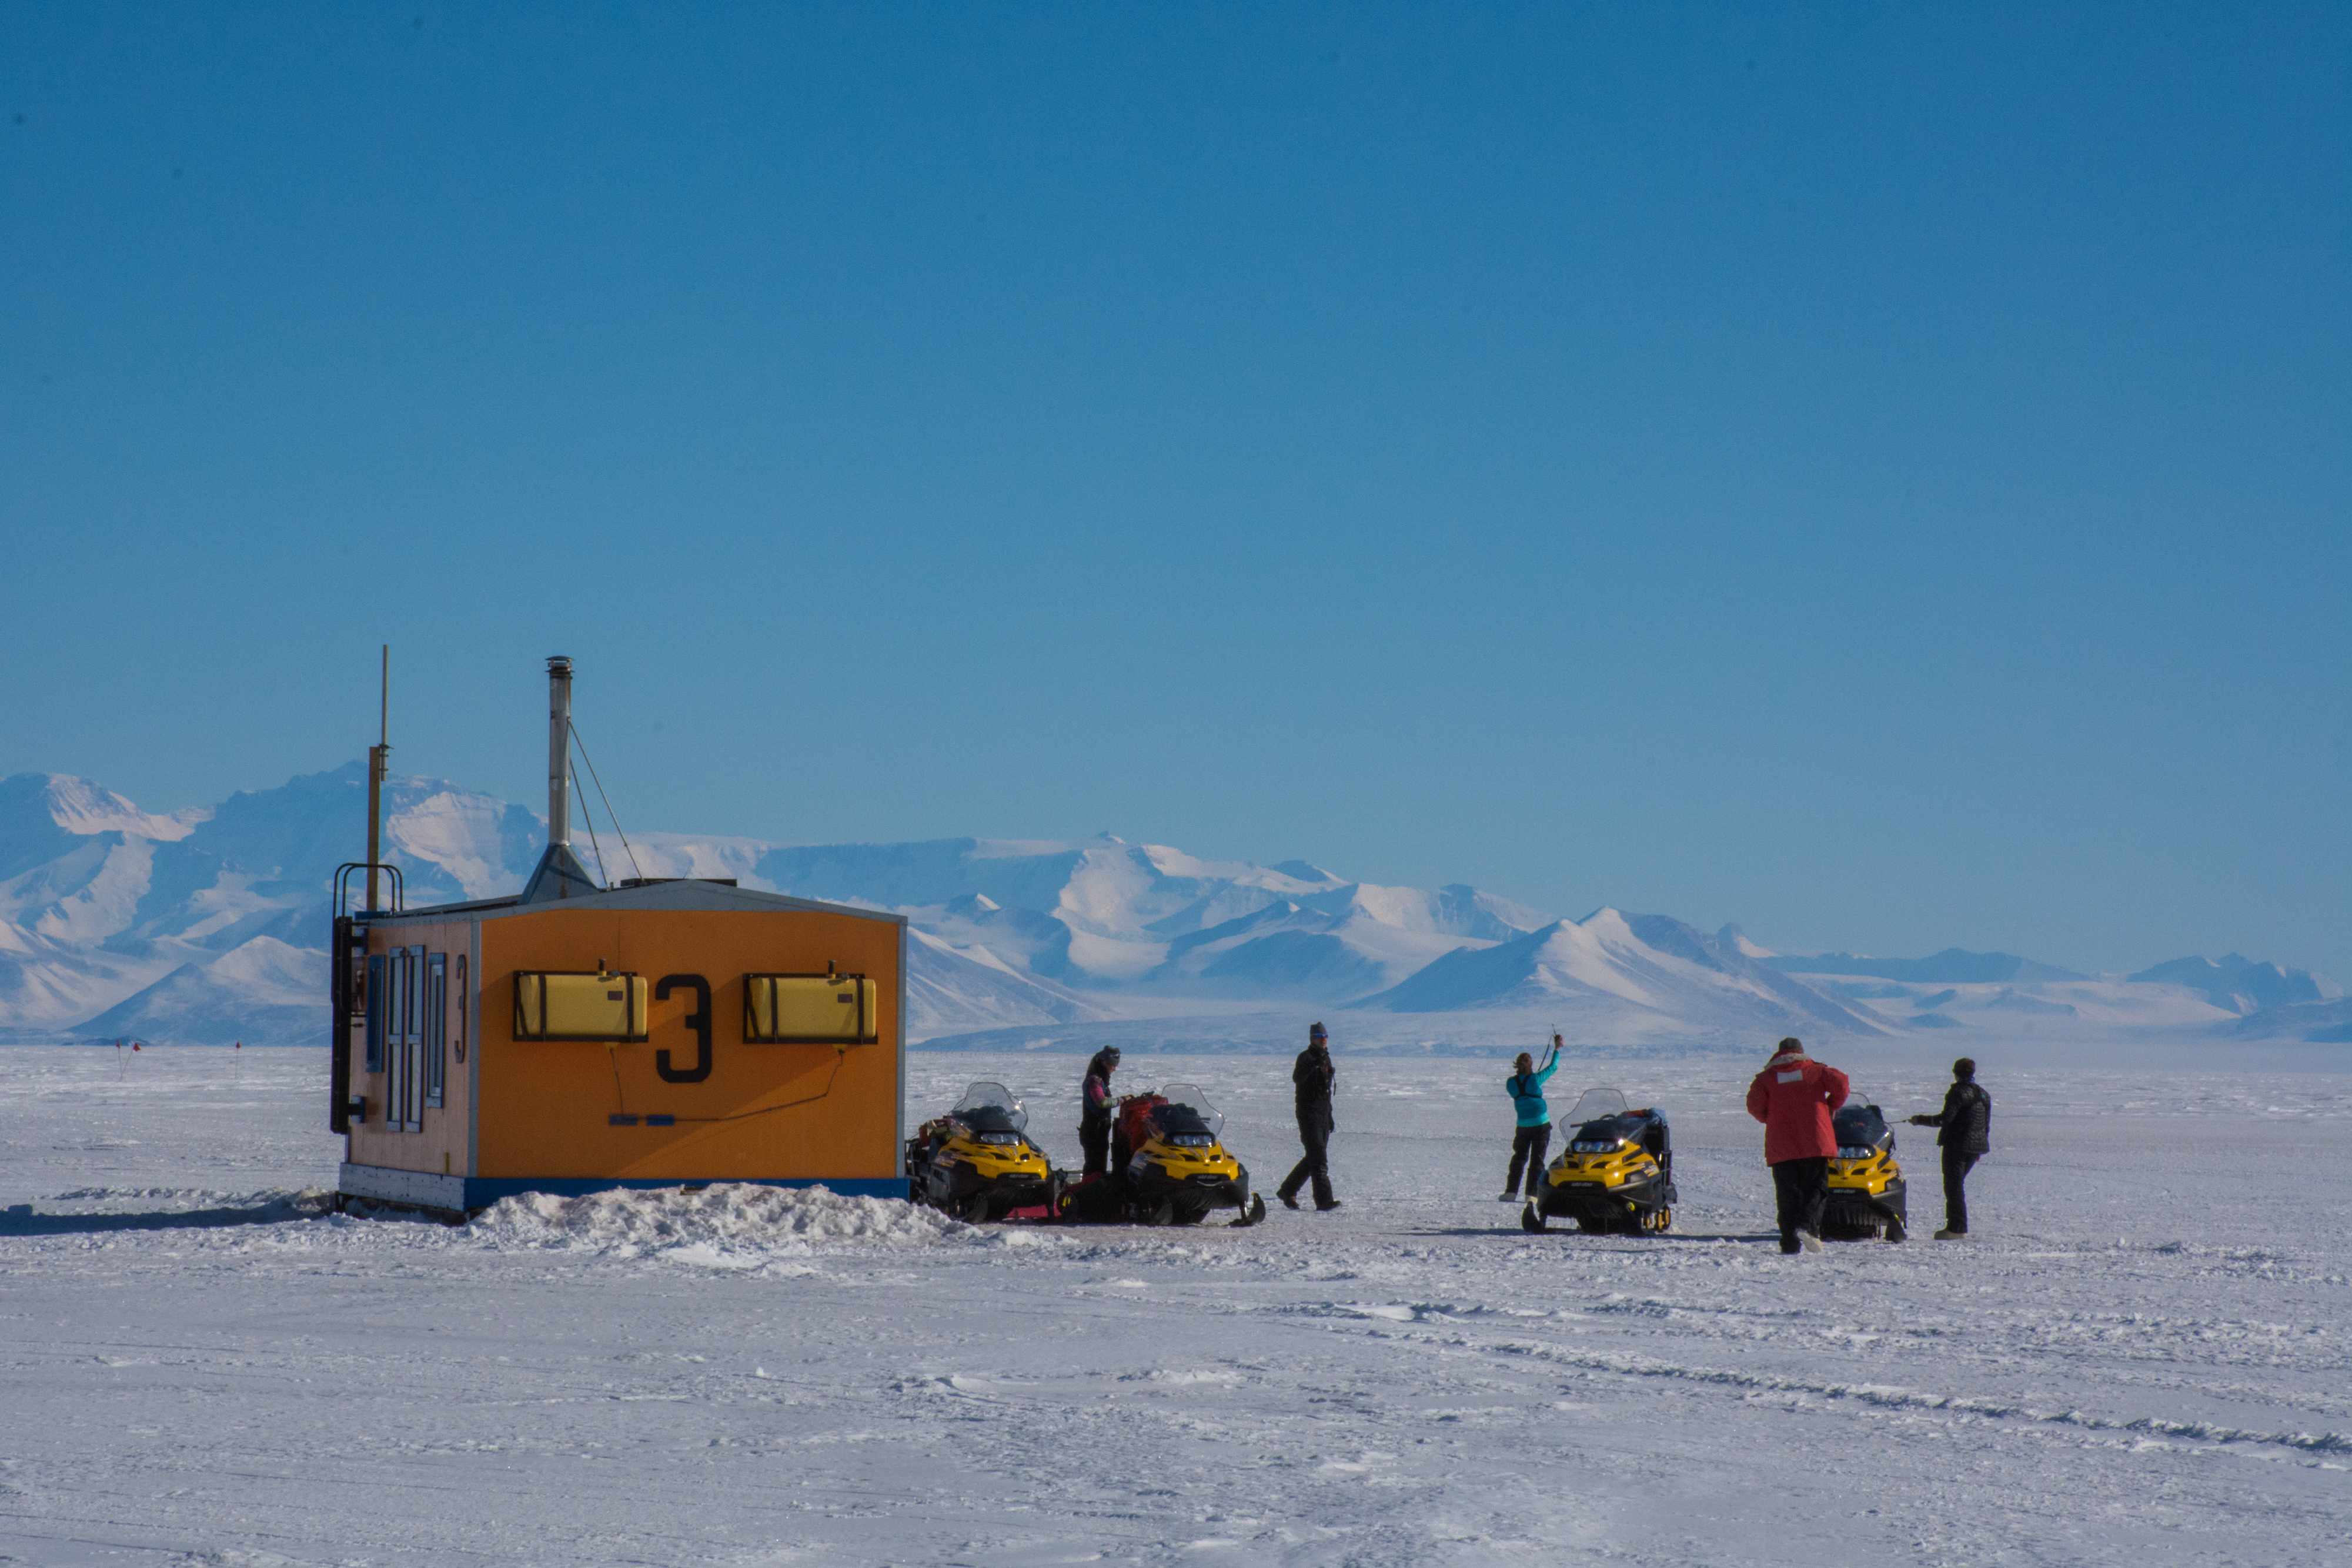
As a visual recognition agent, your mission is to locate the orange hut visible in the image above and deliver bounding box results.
[330,658,904,1216]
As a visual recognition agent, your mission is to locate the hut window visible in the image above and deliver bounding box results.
[386,948,403,1128]
[387,947,426,1132]
[453,953,469,1064]
[743,974,878,1045]
[389,948,407,1044]
[512,971,650,1042]
[425,952,447,1109]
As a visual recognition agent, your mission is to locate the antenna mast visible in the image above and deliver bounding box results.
[366,646,389,912]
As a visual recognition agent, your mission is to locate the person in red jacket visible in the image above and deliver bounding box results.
[1745,1037,1850,1255]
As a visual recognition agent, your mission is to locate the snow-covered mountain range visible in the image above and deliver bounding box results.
[0,767,2337,1050]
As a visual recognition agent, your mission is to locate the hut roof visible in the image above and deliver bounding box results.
[356,878,904,929]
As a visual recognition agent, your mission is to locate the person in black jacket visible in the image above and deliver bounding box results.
[1078,1047,1121,1178]
[1277,1022,1340,1211]
[1909,1057,1992,1239]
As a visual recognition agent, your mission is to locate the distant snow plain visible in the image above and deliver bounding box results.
[2,1039,2346,1567]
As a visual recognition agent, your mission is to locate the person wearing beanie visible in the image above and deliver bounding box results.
[1500,1034,1565,1201]
[1909,1058,1993,1239]
[1277,1022,1341,1211]
[1078,1046,1121,1179]
[1745,1036,1849,1254]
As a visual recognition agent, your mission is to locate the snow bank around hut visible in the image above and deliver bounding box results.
[466,1181,987,1262]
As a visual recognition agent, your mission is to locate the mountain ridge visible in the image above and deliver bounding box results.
[0,767,2332,1048]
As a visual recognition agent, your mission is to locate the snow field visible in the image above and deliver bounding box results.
[0,1044,2346,1566]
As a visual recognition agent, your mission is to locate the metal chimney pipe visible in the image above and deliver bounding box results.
[546,656,573,849]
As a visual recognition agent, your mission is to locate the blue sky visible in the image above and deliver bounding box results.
[3,4,2345,980]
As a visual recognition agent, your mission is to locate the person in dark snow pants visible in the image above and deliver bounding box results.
[1745,1037,1849,1254]
[1277,1022,1339,1211]
[1501,1034,1563,1200]
[1077,1046,1120,1179]
[1910,1057,1992,1239]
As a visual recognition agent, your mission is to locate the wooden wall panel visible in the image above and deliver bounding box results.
[475,907,902,1182]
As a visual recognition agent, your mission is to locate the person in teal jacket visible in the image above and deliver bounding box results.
[1501,1034,1564,1201]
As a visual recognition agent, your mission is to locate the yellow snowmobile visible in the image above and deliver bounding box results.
[1523,1086,1677,1235]
[905,1082,1058,1223]
[1823,1092,1907,1242]
[1063,1084,1267,1226]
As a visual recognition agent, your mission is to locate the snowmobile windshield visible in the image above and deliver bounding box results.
[1567,1112,1649,1152]
[1154,1084,1225,1138]
[1559,1086,1628,1138]
[958,1107,1025,1141]
[1832,1098,1890,1158]
[953,1082,1028,1133]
